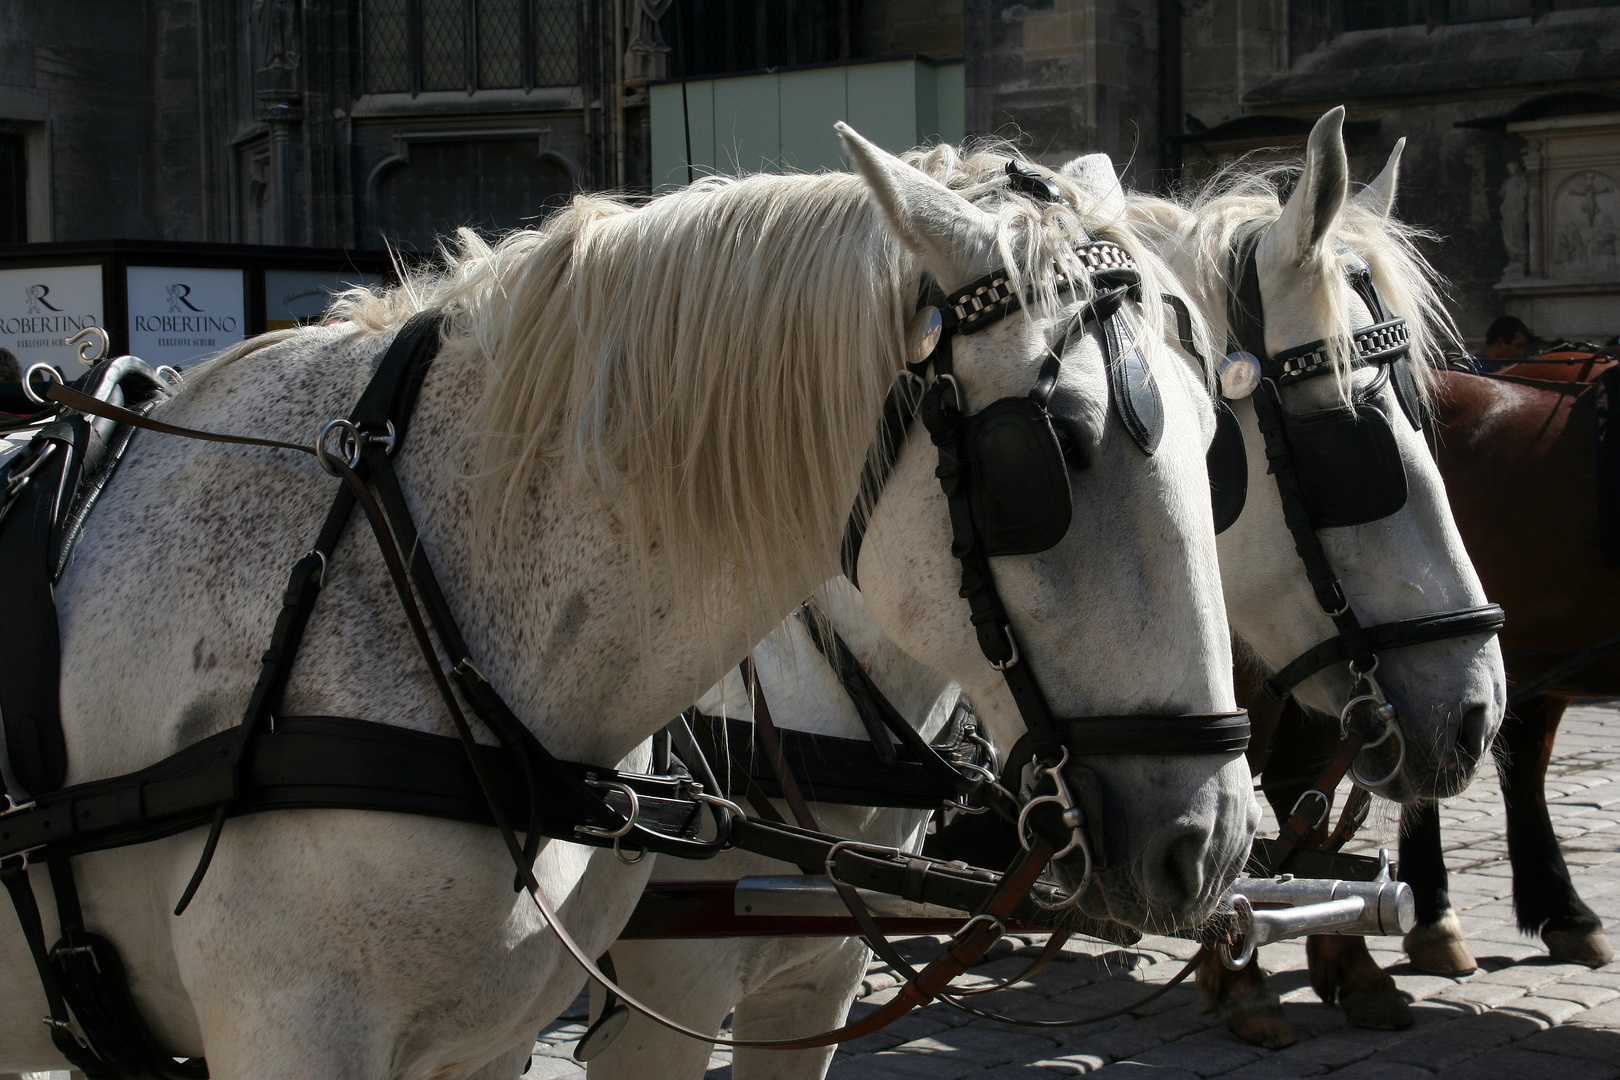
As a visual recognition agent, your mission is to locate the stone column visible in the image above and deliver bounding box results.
[963,0,994,137]
[256,85,304,247]
[253,0,305,247]
[1525,138,1546,279]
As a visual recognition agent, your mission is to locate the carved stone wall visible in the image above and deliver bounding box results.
[1496,112,1620,341]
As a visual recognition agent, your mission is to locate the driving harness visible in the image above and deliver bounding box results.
[0,231,1256,1074]
[1209,235,1506,869]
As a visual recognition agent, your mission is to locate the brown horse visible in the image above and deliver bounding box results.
[1201,366,1618,1046]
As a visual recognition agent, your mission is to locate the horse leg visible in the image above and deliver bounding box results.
[582,939,740,1080]
[1305,935,1412,1029]
[1188,690,1324,1050]
[728,937,871,1080]
[1399,801,1476,974]
[1194,952,1296,1049]
[1500,695,1614,966]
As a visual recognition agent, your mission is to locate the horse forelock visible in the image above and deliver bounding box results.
[905,141,1216,389]
[1125,159,1459,405]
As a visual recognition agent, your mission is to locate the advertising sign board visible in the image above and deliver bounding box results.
[265,268,384,330]
[126,266,246,367]
[0,264,105,376]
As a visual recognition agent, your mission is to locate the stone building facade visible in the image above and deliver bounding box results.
[2,2,1615,340]
[0,1,621,253]
[961,1,1620,343]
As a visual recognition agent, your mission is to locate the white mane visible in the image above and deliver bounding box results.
[1126,161,1459,400]
[324,173,916,622]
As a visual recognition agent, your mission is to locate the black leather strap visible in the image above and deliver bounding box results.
[708,714,977,809]
[796,605,982,796]
[0,716,705,865]
[842,361,927,586]
[1264,603,1507,701]
[0,419,83,794]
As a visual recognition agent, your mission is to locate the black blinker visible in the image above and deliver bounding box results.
[1284,401,1408,528]
[1208,400,1248,535]
[962,397,1074,556]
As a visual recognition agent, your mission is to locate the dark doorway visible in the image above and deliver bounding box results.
[0,134,26,245]
[373,138,574,251]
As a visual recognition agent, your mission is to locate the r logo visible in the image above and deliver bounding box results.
[166,284,203,313]
[24,284,62,314]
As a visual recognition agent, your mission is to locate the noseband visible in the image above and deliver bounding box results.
[1219,237,1504,758]
[841,241,1250,863]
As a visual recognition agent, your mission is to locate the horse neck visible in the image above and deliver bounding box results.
[392,347,836,769]
[700,580,955,744]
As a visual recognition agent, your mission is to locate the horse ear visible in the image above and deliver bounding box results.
[1354,137,1406,219]
[836,122,998,288]
[1059,153,1127,217]
[1268,106,1348,262]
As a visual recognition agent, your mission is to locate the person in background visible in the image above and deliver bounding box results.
[1471,315,1532,373]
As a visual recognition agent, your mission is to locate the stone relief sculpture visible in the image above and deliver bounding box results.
[1500,159,1528,277]
[1553,170,1620,276]
[254,0,299,73]
[626,0,675,82]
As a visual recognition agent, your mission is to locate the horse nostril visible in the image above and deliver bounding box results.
[1140,827,1209,908]
[1456,703,1491,769]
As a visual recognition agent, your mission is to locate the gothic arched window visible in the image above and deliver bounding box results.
[364,0,578,94]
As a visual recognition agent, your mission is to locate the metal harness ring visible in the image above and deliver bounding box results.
[315,418,364,476]
[576,780,640,841]
[1219,894,1258,970]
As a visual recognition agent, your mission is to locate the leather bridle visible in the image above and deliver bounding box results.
[1223,234,1505,808]
[843,244,1251,867]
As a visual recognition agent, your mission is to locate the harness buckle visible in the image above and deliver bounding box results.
[989,625,1021,671]
[5,441,59,499]
[1,793,36,817]
[42,1016,88,1049]
[575,780,640,841]
[1,846,45,871]
[52,943,102,973]
[1288,788,1331,832]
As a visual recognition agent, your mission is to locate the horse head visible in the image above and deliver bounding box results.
[838,126,1257,933]
[1087,108,1505,804]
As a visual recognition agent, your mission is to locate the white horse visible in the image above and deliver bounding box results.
[1098,108,1505,1045]
[0,124,1251,1077]
[589,117,1508,1077]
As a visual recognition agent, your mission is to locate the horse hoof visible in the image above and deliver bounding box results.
[1544,927,1615,968]
[1221,999,1298,1049]
[1196,958,1297,1049]
[1404,911,1477,976]
[1340,988,1414,1031]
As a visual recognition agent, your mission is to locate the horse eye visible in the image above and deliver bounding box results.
[1052,417,1091,470]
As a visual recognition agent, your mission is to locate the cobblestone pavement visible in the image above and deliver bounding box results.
[528,701,1620,1080]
